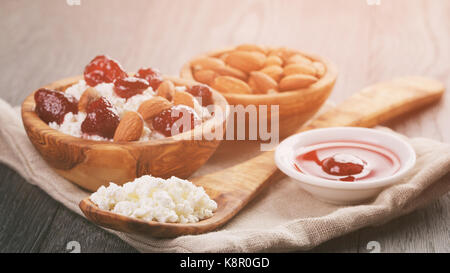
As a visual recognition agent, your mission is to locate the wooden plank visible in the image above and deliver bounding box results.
[38,208,137,253]
[0,165,59,252]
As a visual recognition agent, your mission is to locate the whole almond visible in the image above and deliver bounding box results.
[78,87,101,112]
[137,96,172,121]
[279,74,318,91]
[286,54,312,65]
[225,51,265,73]
[283,63,317,76]
[113,112,144,142]
[313,61,326,77]
[249,71,278,94]
[191,57,225,71]
[213,65,248,81]
[260,65,284,82]
[212,76,252,94]
[193,69,218,85]
[236,44,268,54]
[264,55,283,67]
[173,90,195,108]
[156,80,175,100]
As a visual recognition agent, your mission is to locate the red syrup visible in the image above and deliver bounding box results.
[294,141,401,182]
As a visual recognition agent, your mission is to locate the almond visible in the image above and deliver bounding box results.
[248,77,258,93]
[313,61,326,77]
[212,76,252,94]
[78,87,100,112]
[191,57,225,71]
[156,80,175,100]
[286,54,312,65]
[236,44,268,54]
[173,90,195,108]
[137,96,172,121]
[279,74,318,91]
[249,71,278,94]
[212,65,248,81]
[225,51,265,73]
[218,53,229,62]
[260,65,283,82]
[283,63,317,76]
[264,55,283,67]
[113,111,144,142]
[268,47,295,61]
[267,89,278,95]
[193,69,218,85]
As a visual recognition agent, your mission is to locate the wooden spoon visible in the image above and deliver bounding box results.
[80,76,444,237]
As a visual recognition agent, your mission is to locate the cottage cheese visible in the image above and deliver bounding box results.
[50,80,210,141]
[90,175,217,223]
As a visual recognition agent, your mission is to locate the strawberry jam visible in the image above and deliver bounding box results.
[294,141,400,182]
[81,97,120,139]
[34,88,78,125]
[84,55,127,87]
[113,77,149,99]
[135,67,163,90]
[152,105,200,137]
[186,85,213,106]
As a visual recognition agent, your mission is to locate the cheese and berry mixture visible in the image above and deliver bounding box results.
[35,55,213,142]
[90,175,217,223]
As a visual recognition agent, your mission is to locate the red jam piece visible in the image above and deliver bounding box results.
[186,85,213,107]
[135,67,163,90]
[152,105,199,137]
[81,97,120,139]
[321,154,365,176]
[113,77,149,99]
[34,88,78,125]
[84,55,127,87]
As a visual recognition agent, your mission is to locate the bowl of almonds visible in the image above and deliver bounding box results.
[180,44,338,138]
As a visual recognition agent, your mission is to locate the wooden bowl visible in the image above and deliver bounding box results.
[21,76,230,192]
[180,46,338,139]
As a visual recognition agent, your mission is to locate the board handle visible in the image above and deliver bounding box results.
[193,76,444,194]
[303,76,444,130]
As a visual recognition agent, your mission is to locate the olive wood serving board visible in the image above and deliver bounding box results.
[80,76,444,237]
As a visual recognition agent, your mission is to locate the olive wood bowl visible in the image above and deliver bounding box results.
[21,76,230,192]
[180,46,338,139]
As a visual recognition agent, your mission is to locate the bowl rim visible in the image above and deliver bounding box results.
[274,127,417,190]
[21,75,230,147]
[179,45,338,101]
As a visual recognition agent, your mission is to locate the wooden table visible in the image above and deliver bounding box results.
[0,0,448,253]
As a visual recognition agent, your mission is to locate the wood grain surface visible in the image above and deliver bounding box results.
[0,0,448,252]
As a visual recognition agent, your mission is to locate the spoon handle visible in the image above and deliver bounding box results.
[302,76,444,131]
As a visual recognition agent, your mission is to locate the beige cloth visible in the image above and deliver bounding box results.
[0,98,449,252]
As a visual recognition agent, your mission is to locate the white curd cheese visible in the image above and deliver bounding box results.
[89,175,217,223]
[65,79,156,117]
[50,80,210,141]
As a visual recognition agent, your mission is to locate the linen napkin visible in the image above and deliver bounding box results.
[0,98,449,252]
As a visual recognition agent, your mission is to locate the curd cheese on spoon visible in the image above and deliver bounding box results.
[90,175,217,223]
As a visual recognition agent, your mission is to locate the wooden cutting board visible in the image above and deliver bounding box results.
[80,76,444,237]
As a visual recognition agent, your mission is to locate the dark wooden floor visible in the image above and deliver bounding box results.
[0,0,449,252]
[0,164,137,253]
